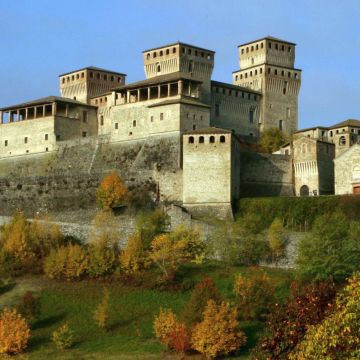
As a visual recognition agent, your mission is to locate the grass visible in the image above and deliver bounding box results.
[0,263,294,359]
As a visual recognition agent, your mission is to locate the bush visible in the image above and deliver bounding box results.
[290,272,360,359]
[296,211,360,282]
[52,323,74,350]
[120,233,148,274]
[0,308,30,355]
[168,322,191,354]
[255,281,337,359]
[234,270,275,320]
[15,291,41,323]
[96,172,128,210]
[153,308,178,349]
[182,277,222,326]
[44,244,89,280]
[93,288,110,332]
[268,218,288,263]
[191,300,247,359]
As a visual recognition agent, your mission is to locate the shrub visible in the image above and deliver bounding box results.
[254,281,337,359]
[15,291,41,323]
[93,288,110,332]
[296,211,360,282]
[182,277,222,326]
[259,127,288,153]
[169,322,191,354]
[234,270,276,320]
[290,272,360,359]
[52,323,74,351]
[268,218,287,263]
[0,308,30,355]
[96,172,128,210]
[153,308,178,349]
[120,233,148,274]
[191,300,247,359]
[44,244,89,280]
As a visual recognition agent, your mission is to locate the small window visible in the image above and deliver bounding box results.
[173,47,176,53]
[339,136,346,145]
[330,131,333,137]
[249,109,254,124]
[45,134,48,141]
[220,135,226,143]
[160,113,164,120]
[192,125,196,130]
[210,136,215,143]
[235,75,238,81]
[90,72,93,78]
[189,136,194,144]
[153,52,157,58]
[268,42,272,49]
[249,133,254,137]
[82,111,88,123]
[150,116,154,122]
[268,68,271,74]
[279,120,283,130]
[4,140,8,147]
[76,74,79,79]
[275,43,278,50]
[72,75,75,80]
[56,135,60,141]
[24,137,28,144]
[133,120,136,127]
[159,50,163,56]
[46,147,49,152]
[199,136,204,143]
[111,75,114,81]
[62,78,65,84]
[82,132,87,138]
[115,123,118,129]
[129,132,133,136]
[281,45,285,51]
[274,69,278,75]
[288,46,291,52]
[166,49,169,55]
[147,53,150,60]
[157,64,161,72]
[261,42,264,48]
[81,72,84,78]
[97,73,100,79]
[241,49,244,54]
[100,116,104,126]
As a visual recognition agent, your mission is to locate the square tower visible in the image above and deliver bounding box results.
[59,67,126,104]
[143,42,215,103]
[233,37,301,135]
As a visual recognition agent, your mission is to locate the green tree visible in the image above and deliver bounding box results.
[268,218,287,263]
[259,127,288,153]
[290,273,360,359]
[296,212,360,282]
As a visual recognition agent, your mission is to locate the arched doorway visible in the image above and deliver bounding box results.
[300,185,309,196]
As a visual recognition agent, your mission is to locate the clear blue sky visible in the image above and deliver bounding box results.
[0,0,359,129]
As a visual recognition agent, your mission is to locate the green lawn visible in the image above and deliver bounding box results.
[0,263,294,359]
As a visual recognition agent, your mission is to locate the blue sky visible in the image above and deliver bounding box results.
[0,0,359,129]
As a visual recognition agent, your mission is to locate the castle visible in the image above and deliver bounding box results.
[0,36,359,218]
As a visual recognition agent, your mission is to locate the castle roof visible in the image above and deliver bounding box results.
[329,119,360,129]
[0,96,97,111]
[232,63,302,73]
[59,66,126,77]
[112,72,202,91]
[238,36,296,48]
[147,98,210,109]
[184,127,233,135]
[211,80,262,95]
[143,41,215,54]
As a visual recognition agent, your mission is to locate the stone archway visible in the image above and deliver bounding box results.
[300,185,309,196]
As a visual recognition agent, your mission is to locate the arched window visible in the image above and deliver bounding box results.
[220,135,226,143]
[330,131,333,137]
[199,136,204,144]
[157,64,161,73]
[133,120,136,127]
[153,52,157,58]
[188,136,194,144]
[209,136,215,143]
[301,143,307,153]
[235,75,238,81]
[339,136,346,145]
[147,53,150,60]
[300,185,309,196]
[159,50,163,56]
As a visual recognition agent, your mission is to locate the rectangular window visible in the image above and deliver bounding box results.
[160,113,164,120]
[56,135,60,141]
[215,104,220,117]
[279,120,283,131]
[24,137,28,144]
[4,140,8,147]
[115,123,118,129]
[100,116,104,126]
[45,134,48,141]
[82,111,88,123]
[150,116,154,122]
[82,131,87,137]
[249,110,254,124]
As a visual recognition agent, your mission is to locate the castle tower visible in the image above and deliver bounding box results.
[143,42,215,103]
[233,37,301,135]
[59,67,126,104]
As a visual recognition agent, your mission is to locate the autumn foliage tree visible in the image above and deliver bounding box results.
[191,300,247,359]
[96,172,128,211]
[182,277,222,326]
[0,308,30,355]
[254,281,337,359]
[120,233,148,274]
[52,323,74,351]
[93,288,111,332]
[290,272,360,360]
[234,270,276,320]
[154,308,179,349]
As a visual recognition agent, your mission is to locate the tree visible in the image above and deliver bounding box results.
[234,270,276,320]
[191,300,247,359]
[149,226,205,279]
[182,277,222,326]
[259,127,288,153]
[52,323,74,350]
[168,322,191,354]
[93,288,110,332]
[290,272,360,360]
[254,281,337,359]
[153,308,179,349]
[119,233,148,274]
[296,211,360,282]
[268,218,287,263]
[0,308,30,355]
[96,172,128,211]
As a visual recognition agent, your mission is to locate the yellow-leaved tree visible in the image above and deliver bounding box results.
[93,288,111,332]
[120,233,148,274]
[0,308,30,355]
[191,300,247,359]
[96,172,128,211]
[153,308,179,349]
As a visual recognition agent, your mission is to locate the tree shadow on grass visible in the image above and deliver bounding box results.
[0,282,16,295]
[28,335,50,351]
[32,312,66,330]
[239,321,265,354]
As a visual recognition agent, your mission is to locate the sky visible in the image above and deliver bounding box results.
[0,0,359,129]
